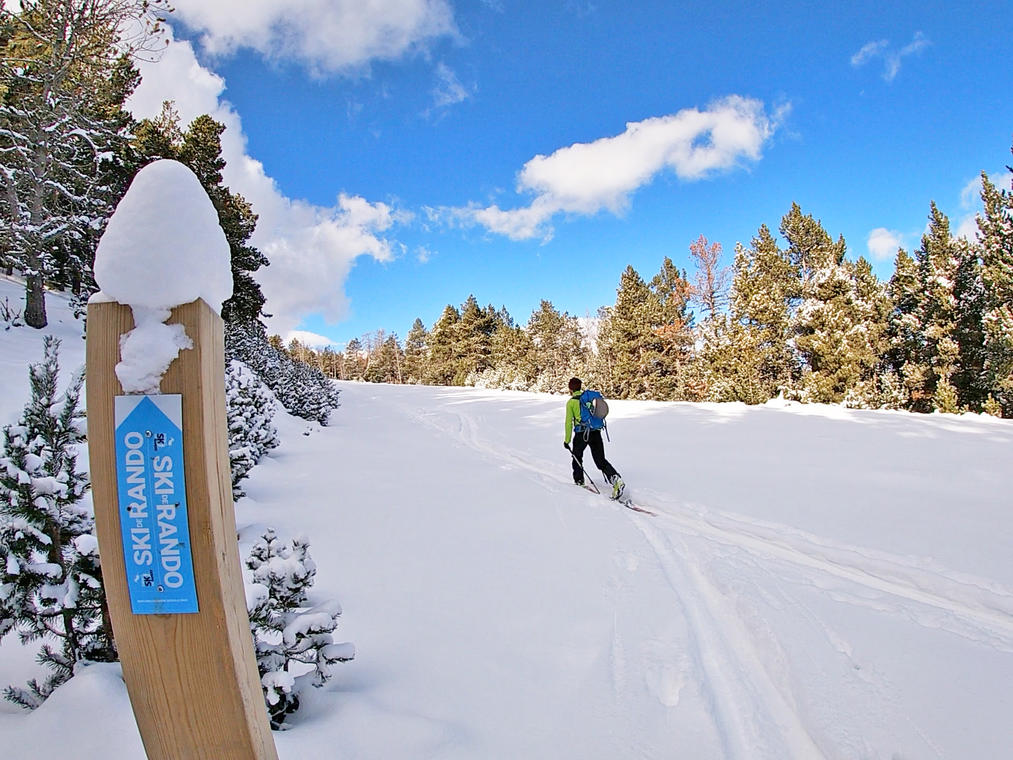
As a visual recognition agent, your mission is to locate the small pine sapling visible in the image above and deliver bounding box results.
[225,360,280,499]
[0,337,114,709]
[244,529,354,729]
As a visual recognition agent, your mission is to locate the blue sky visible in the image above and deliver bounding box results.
[125,0,1012,348]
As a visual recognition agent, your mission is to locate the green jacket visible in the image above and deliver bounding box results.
[564,391,583,445]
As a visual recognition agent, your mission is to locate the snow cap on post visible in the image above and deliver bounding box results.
[94,159,232,311]
[93,159,233,393]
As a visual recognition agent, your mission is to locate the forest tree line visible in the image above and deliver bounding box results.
[283,165,1013,419]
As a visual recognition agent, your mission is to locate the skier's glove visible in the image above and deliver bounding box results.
[563,442,570,451]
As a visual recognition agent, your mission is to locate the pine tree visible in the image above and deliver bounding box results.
[699,314,771,404]
[225,360,280,500]
[364,332,404,383]
[915,203,963,412]
[0,0,168,327]
[885,248,924,407]
[455,296,497,383]
[977,165,1013,416]
[843,256,896,408]
[648,257,695,400]
[50,54,140,318]
[425,304,461,385]
[317,347,341,379]
[526,300,586,393]
[597,266,658,399]
[480,309,535,390]
[0,337,113,708]
[342,338,366,380]
[402,318,429,384]
[951,238,987,411]
[781,204,866,403]
[710,226,796,402]
[244,529,354,730]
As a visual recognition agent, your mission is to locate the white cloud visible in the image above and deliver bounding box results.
[440,96,787,241]
[127,31,406,336]
[960,174,984,210]
[954,174,989,242]
[851,32,930,82]
[866,228,904,261]
[286,330,340,349]
[954,214,980,242]
[850,40,889,67]
[169,0,457,75]
[428,62,471,113]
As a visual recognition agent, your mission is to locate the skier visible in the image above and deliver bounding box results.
[563,377,625,499]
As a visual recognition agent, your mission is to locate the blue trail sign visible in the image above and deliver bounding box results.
[114,395,198,614]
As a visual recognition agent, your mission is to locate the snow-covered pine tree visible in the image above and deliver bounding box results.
[951,237,987,411]
[886,248,925,408]
[780,204,860,404]
[244,529,354,729]
[841,257,894,409]
[526,300,586,394]
[0,337,113,708]
[916,203,964,413]
[977,164,1013,416]
[226,360,280,500]
[226,322,341,425]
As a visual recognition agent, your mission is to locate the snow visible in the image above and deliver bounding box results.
[91,159,232,393]
[2,276,1013,757]
[113,304,193,393]
[92,160,231,312]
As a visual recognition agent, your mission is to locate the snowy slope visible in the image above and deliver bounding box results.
[0,278,87,427]
[1,277,1012,758]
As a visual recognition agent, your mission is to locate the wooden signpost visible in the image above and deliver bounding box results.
[86,298,278,759]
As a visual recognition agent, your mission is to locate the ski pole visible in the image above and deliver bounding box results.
[565,444,600,494]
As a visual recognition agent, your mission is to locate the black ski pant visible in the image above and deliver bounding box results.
[571,429,619,485]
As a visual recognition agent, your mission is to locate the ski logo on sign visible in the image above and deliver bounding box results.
[114,395,198,614]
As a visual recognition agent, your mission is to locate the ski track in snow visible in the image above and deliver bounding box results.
[408,397,1013,656]
[634,520,828,759]
[638,496,1013,654]
[390,391,1013,758]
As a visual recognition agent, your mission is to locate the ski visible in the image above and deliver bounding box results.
[577,483,655,515]
[613,497,655,516]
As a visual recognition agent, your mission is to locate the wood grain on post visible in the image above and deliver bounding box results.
[86,298,278,760]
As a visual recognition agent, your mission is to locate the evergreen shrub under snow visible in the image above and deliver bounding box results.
[0,338,113,709]
[226,322,341,425]
[244,528,354,729]
[226,360,280,499]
